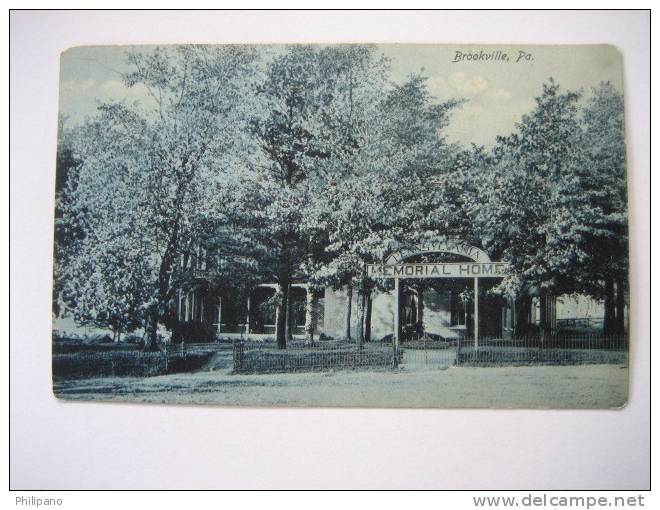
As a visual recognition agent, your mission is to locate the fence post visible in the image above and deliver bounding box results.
[455,335,461,365]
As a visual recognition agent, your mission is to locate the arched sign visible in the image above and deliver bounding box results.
[370,239,507,280]
[370,238,509,350]
[385,239,492,264]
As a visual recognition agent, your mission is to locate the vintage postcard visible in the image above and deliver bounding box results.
[52,44,629,408]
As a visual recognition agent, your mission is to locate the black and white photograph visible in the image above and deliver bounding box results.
[9,9,650,492]
[51,43,630,408]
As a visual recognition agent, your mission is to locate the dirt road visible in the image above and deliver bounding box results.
[53,364,628,408]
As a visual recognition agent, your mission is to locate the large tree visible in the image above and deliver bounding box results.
[60,45,260,350]
[546,82,628,333]
[221,44,390,348]
[310,73,463,344]
[53,116,82,317]
[470,80,582,293]
[61,233,151,341]
[470,79,628,334]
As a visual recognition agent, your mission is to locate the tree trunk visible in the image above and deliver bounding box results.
[416,289,424,333]
[143,220,179,352]
[514,296,531,337]
[143,307,161,352]
[615,278,626,334]
[344,285,353,341]
[275,283,289,349]
[364,292,372,343]
[357,289,366,349]
[465,296,473,338]
[275,303,280,340]
[539,290,547,338]
[304,289,317,346]
[603,278,615,335]
[286,286,294,341]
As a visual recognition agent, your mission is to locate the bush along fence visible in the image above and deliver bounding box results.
[454,334,628,366]
[52,334,628,379]
[232,334,628,373]
[232,339,400,374]
[52,345,217,380]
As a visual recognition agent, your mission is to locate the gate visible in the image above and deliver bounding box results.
[397,335,459,369]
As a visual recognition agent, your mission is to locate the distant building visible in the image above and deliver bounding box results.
[175,238,617,343]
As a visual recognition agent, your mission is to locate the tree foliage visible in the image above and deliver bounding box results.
[469,79,627,312]
[58,46,261,349]
[55,46,629,345]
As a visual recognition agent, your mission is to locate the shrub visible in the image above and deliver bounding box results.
[52,340,141,354]
[233,344,396,374]
[171,321,217,343]
[53,351,166,379]
[457,346,628,366]
[52,351,215,379]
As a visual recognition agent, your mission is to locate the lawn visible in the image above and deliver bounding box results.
[52,363,628,409]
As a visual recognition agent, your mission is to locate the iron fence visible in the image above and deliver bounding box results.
[52,333,629,379]
[455,334,628,366]
[397,337,458,368]
[231,334,628,373]
[232,339,398,373]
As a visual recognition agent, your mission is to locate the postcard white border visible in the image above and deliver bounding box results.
[9,10,650,489]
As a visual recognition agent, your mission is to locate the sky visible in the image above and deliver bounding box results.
[58,44,624,148]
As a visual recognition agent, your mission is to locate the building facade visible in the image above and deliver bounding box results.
[173,238,614,343]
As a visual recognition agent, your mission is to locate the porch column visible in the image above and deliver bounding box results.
[304,286,316,344]
[549,294,557,334]
[474,277,479,348]
[512,296,516,335]
[506,295,516,340]
[501,294,514,340]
